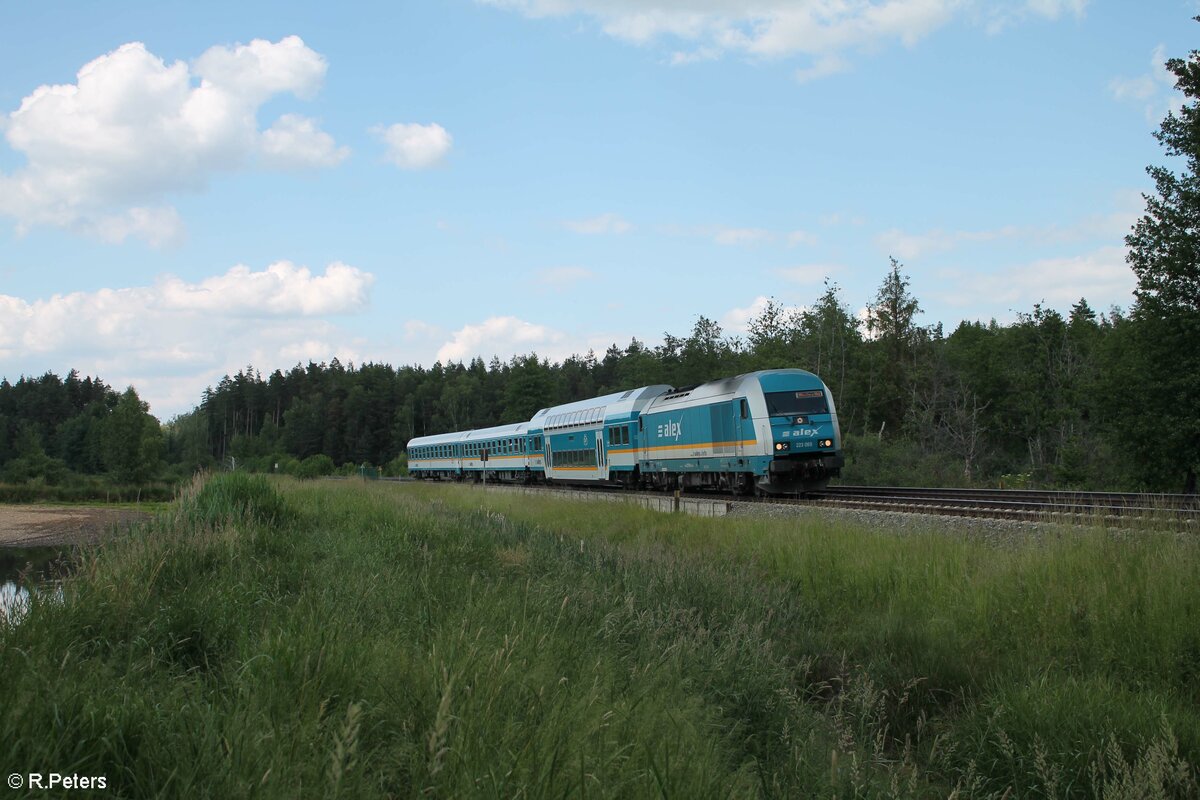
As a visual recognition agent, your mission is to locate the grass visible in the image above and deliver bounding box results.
[0,480,177,504]
[1,474,1196,797]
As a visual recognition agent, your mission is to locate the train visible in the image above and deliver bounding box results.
[406,368,843,495]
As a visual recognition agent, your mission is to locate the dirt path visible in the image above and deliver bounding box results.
[0,505,151,547]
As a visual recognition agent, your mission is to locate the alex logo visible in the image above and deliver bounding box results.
[657,420,683,441]
[785,428,821,437]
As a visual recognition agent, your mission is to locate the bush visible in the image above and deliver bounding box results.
[295,454,335,480]
[839,432,967,486]
[383,454,408,477]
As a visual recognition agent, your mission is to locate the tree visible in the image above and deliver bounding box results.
[101,387,162,484]
[1125,25,1200,492]
[863,258,924,435]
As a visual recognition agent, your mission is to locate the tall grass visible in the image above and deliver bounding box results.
[1,476,1196,797]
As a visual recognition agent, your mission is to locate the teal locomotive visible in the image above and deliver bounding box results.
[407,368,843,495]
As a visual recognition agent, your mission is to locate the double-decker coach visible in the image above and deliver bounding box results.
[538,385,671,486]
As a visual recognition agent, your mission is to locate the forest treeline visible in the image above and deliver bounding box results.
[1,260,1193,492]
[3,30,1198,494]
[172,265,1194,491]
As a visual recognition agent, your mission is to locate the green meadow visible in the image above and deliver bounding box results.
[2,475,1197,798]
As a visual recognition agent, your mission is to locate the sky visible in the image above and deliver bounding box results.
[0,1,1194,418]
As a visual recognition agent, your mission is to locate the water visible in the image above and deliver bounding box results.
[0,546,69,624]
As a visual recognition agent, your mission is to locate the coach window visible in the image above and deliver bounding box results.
[622,426,630,445]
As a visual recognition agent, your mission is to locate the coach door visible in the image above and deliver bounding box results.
[596,435,606,478]
[734,398,749,458]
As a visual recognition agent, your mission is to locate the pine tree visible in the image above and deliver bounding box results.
[1125,24,1200,491]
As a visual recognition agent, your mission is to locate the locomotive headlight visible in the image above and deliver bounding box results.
[820,439,833,447]
[775,442,789,451]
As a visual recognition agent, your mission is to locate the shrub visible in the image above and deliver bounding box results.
[295,454,335,480]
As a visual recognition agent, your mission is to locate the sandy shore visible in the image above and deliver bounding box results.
[0,505,151,548]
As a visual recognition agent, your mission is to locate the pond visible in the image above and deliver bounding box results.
[0,546,71,624]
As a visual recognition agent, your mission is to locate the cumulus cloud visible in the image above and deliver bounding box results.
[373,122,453,169]
[0,36,345,244]
[158,261,373,315]
[0,260,374,417]
[436,316,566,363]
[563,212,633,235]
[261,114,350,168]
[481,1,1087,80]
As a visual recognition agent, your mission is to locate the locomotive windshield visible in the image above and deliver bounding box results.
[764,389,828,416]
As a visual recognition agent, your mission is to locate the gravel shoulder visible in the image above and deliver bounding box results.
[0,505,150,547]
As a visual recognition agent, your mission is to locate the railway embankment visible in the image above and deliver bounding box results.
[2,474,1197,798]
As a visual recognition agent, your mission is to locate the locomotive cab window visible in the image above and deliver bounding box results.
[764,390,828,416]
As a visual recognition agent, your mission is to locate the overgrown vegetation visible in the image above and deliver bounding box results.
[2,476,1196,797]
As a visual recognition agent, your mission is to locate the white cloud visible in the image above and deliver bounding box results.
[722,296,774,334]
[794,54,848,83]
[563,212,632,234]
[1110,44,1181,124]
[0,36,343,244]
[0,260,374,417]
[657,222,811,246]
[158,261,374,316]
[786,229,817,246]
[373,122,453,169]
[436,316,566,363]
[481,1,1085,81]
[261,114,350,168]
[936,245,1133,310]
[721,295,806,334]
[875,209,1138,260]
[82,207,186,248]
[1023,0,1088,21]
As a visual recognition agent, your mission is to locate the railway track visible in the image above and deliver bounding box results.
[794,485,1200,524]
[454,480,1200,527]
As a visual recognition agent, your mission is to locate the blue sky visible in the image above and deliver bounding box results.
[0,1,1193,417]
